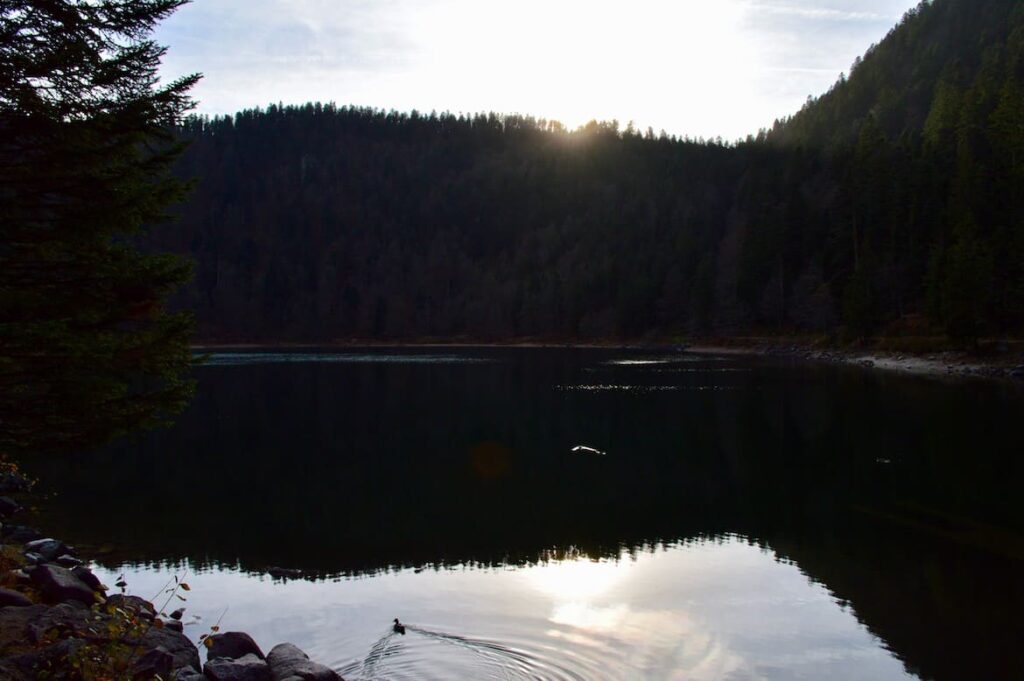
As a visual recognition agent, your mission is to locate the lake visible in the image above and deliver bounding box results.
[23,348,1024,680]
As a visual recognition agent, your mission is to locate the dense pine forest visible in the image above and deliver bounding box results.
[155,0,1024,343]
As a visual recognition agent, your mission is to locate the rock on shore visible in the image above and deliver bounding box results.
[208,631,266,661]
[267,643,342,681]
[0,490,342,680]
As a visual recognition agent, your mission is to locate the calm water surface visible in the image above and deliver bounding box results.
[24,349,1024,680]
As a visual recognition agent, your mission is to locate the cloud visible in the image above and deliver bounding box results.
[155,0,922,139]
[744,2,901,22]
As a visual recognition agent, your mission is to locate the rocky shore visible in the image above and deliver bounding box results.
[0,470,342,680]
[687,341,1024,382]
[767,346,1024,381]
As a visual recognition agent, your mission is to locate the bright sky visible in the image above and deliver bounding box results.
[157,0,922,140]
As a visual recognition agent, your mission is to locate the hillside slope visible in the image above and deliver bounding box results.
[773,0,1023,146]
[154,0,1024,342]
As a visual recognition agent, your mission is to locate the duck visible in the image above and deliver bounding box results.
[393,618,406,635]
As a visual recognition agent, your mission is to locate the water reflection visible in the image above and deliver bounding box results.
[86,538,913,680]
[21,349,1024,680]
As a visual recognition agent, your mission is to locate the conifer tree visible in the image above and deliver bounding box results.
[0,1,200,455]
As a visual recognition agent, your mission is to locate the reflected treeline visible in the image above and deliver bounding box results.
[765,513,1024,681]
[21,350,1024,680]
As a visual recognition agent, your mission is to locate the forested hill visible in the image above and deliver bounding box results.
[773,0,1024,147]
[155,0,1024,343]
[164,113,746,340]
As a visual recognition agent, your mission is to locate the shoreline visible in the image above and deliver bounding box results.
[0,470,342,680]
[192,337,1024,383]
[689,343,1024,381]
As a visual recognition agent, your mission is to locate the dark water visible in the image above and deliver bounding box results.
[23,349,1024,680]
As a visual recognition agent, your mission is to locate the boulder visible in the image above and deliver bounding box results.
[140,625,201,672]
[0,637,86,681]
[0,605,97,680]
[23,538,69,561]
[204,653,272,681]
[29,564,97,605]
[133,645,175,680]
[163,617,184,632]
[0,496,20,516]
[207,631,265,660]
[0,587,33,607]
[55,554,83,568]
[22,552,46,565]
[0,604,49,651]
[1,525,42,543]
[175,667,207,681]
[26,601,95,644]
[107,593,156,619]
[267,643,343,681]
[71,565,105,592]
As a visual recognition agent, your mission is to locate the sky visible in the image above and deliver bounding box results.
[156,0,922,140]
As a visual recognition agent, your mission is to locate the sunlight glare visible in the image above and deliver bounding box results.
[523,557,625,602]
[399,0,757,138]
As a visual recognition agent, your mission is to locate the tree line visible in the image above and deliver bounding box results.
[156,0,1024,344]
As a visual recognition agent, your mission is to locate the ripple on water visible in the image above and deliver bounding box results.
[335,625,617,681]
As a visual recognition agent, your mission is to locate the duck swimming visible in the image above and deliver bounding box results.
[393,618,406,635]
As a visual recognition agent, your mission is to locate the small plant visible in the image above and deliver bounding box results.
[59,570,230,678]
[58,570,196,680]
[61,601,152,680]
[152,571,192,624]
[198,606,229,651]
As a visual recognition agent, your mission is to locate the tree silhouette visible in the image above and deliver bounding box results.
[0,0,200,455]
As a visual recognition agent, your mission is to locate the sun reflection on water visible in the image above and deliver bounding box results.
[523,557,624,601]
[520,552,754,680]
